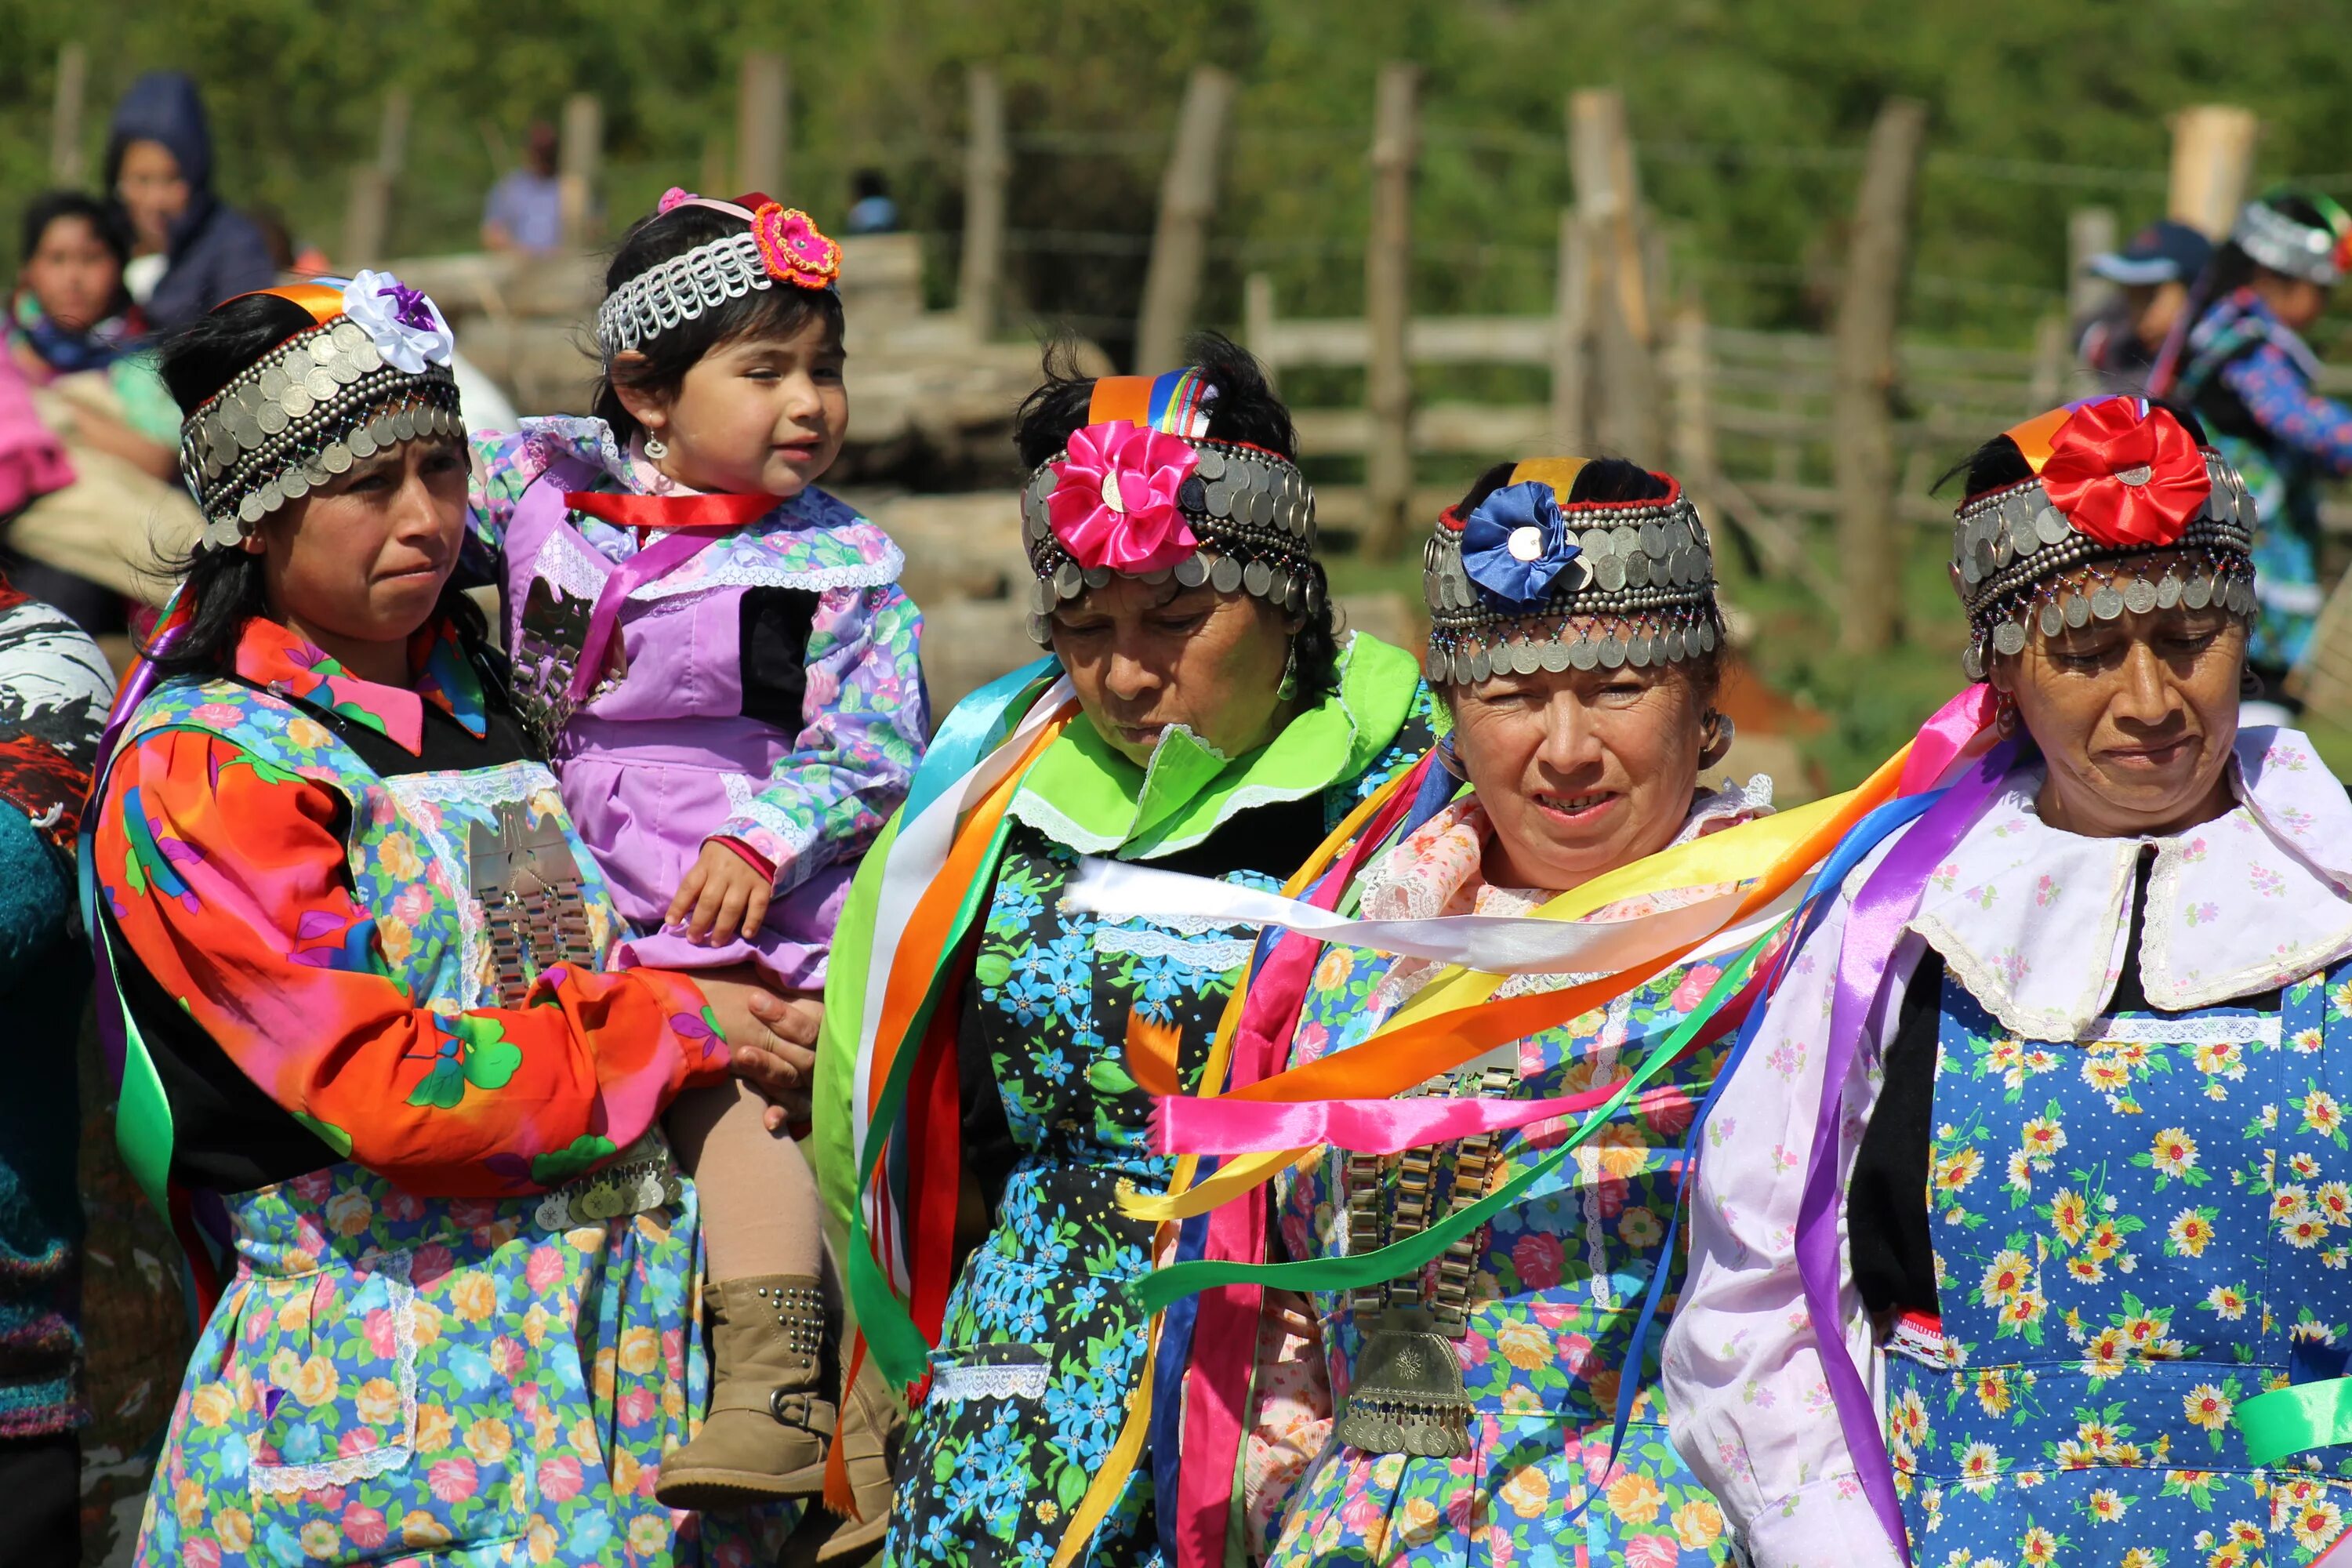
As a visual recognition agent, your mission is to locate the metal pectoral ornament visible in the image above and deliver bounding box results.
[1334,1068,1511,1457]
[467,798,601,1007]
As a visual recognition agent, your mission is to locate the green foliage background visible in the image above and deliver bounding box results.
[8,0,2350,352]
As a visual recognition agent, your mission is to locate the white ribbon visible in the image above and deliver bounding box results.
[1065,855,1810,975]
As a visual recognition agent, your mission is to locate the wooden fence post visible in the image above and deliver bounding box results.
[1135,67,1236,372]
[1362,62,1419,561]
[1567,89,1661,464]
[2068,206,2118,320]
[960,67,1009,342]
[2028,313,2068,410]
[559,93,603,249]
[1549,207,1591,452]
[2168,106,2259,240]
[1244,272,1277,388]
[49,43,86,187]
[735,53,790,198]
[1832,96,1928,653]
[339,89,411,271]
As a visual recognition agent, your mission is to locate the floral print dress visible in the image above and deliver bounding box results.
[880,633,1432,1568]
[1262,782,1772,1566]
[91,616,789,1566]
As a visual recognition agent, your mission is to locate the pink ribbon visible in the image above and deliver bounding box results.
[1167,756,1431,1568]
[1791,728,2017,1564]
[1896,683,2001,797]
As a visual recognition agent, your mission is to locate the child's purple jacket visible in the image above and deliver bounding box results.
[469,416,926,989]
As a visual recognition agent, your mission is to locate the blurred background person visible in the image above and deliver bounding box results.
[103,71,275,330]
[2074,219,2210,394]
[843,169,900,235]
[5,191,201,637]
[2165,188,2352,722]
[481,120,563,254]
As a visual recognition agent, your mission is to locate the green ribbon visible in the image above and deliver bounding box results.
[2238,1379,2352,1465]
[1130,918,1783,1314]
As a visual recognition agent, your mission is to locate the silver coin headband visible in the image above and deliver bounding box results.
[1951,448,2256,681]
[1018,434,1322,648]
[179,273,463,550]
[2233,198,2348,287]
[1421,466,1722,687]
[596,192,841,358]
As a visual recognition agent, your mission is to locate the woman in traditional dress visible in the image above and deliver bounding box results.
[1247,457,1763,1565]
[810,338,1435,1565]
[1664,397,2352,1566]
[89,277,802,1566]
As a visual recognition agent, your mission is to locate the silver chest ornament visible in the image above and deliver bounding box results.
[1332,1067,1512,1457]
[466,797,601,1007]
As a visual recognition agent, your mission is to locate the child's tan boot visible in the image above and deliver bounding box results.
[814,1346,904,1563]
[655,1276,834,1508]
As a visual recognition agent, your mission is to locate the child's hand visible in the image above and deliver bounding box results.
[667,840,772,945]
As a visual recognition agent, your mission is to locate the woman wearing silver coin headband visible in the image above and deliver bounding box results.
[1243,456,1771,1566]
[1669,397,2352,1568]
[812,338,1437,1566]
[85,275,800,1566]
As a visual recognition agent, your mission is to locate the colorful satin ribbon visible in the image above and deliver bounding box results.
[1792,732,2020,1566]
[561,490,773,702]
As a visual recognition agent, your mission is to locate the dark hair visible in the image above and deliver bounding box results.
[1013,332,1340,701]
[1446,458,1725,709]
[852,169,889,201]
[591,201,846,448]
[20,190,131,277]
[143,292,484,676]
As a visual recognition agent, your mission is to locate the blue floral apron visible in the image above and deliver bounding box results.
[1892,967,2352,1566]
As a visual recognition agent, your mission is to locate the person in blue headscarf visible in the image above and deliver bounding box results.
[103,71,276,332]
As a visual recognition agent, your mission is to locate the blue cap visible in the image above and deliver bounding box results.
[2088,220,2213,286]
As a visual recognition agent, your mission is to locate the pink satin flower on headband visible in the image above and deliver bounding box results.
[752,204,840,289]
[1047,420,1203,575]
[657,187,695,215]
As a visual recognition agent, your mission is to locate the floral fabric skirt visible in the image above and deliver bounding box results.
[1265,1405,1729,1567]
[132,1152,795,1566]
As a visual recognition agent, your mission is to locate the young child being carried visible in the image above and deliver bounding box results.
[468,189,926,1506]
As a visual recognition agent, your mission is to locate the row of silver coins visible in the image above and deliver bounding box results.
[1952,461,2255,592]
[1421,543,1715,616]
[1960,564,2257,677]
[1024,549,1323,644]
[205,400,463,527]
[184,322,392,474]
[1429,615,1719,684]
[187,371,457,513]
[1964,507,2257,626]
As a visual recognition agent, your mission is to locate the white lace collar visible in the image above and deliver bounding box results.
[1909,726,2352,1041]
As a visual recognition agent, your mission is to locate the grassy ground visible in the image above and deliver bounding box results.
[1323,529,2352,791]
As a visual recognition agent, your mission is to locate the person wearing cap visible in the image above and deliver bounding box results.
[811,338,1435,1565]
[1237,457,1766,1566]
[86,274,804,1566]
[2076,220,2212,395]
[2167,189,2352,717]
[1665,397,2352,1566]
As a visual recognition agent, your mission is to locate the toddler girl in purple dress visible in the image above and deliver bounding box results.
[468,191,926,1508]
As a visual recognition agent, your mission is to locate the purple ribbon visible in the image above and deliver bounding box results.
[1791,735,2020,1563]
[567,529,723,702]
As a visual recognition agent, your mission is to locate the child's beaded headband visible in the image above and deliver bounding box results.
[594,189,842,358]
[180,271,463,550]
[1421,458,1723,684]
[2233,187,2352,287]
[1018,368,1322,646]
[1951,396,2256,680]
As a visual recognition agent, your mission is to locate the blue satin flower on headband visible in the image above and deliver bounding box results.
[1461,481,1580,608]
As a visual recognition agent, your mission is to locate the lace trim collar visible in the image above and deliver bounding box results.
[1908,727,2352,1041]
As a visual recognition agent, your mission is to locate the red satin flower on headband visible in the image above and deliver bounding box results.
[1047,421,1202,575]
[2037,397,2210,550]
[752,204,840,289]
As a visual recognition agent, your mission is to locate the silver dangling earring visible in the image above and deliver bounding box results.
[1276,640,1300,702]
[644,434,670,460]
[1698,711,1737,771]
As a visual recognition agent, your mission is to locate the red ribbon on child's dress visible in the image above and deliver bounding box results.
[560,491,772,702]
